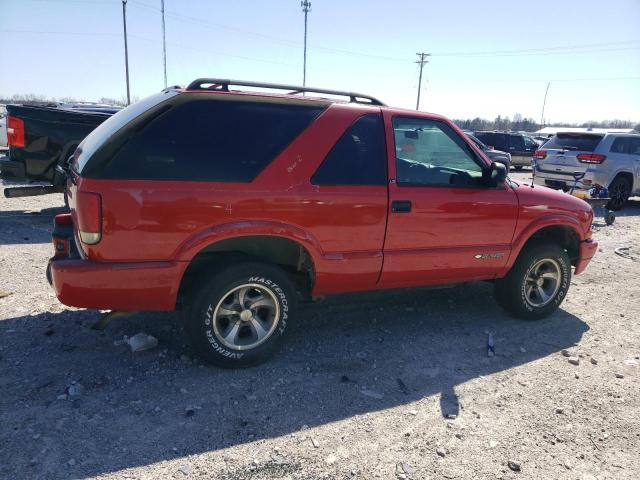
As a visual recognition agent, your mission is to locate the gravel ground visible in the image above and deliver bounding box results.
[0,171,639,480]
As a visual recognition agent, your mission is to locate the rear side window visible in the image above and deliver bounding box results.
[544,133,603,152]
[474,132,494,145]
[509,135,525,150]
[75,90,179,173]
[311,114,386,186]
[629,137,640,154]
[100,100,324,182]
[610,137,630,154]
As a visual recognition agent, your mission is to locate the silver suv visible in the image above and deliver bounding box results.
[532,132,640,210]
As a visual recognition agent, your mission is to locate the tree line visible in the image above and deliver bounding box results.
[453,114,639,133]
[1,94,638,132]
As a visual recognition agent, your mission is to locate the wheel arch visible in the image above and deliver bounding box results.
[176,232,318,309]
[609,171,634,191]
[507,220,584,272]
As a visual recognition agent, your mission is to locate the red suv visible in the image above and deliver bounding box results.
[48,79,597,367]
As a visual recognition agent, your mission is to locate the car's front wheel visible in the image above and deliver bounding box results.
[494,243,571,320]
[184,261,296,367]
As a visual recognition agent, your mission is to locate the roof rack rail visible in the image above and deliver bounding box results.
[185,78,385,106]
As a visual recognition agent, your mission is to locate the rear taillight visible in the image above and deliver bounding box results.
[533,149,547,159]
[7,115,25,148]
[76,191,102,244]
[577,153,606,164]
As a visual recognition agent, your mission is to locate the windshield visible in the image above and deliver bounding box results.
[543,133,604,152]
[74,90,179,173]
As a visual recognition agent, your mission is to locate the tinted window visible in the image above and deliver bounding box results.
[544,133,603,152]
[76,90,179,173]
[523,136,538,149]
[474,132,495,145]
[466,134,488,150]
[394,117,484,187]
[101,100,324,181]
[629,137,640,155]
[610,137,629,154]
[509,135,525,150]
[311,114,386,185]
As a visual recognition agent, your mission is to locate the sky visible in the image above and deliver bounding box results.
[0,0,639,124]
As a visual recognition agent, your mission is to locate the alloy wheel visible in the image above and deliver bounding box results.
[213,283,280,350]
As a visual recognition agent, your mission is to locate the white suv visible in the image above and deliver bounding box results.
[532,132,640,210]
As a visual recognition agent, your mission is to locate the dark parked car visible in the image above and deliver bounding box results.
[1,104,118,201]
[473,131,539,170]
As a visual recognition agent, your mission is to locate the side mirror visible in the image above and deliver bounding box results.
[488,161,507,186]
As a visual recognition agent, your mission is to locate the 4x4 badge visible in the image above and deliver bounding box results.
[475,253,505,259]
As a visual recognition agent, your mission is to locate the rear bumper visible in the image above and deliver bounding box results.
[574,239,598,275]
[511,155,532,167]
[48,257,184,311]
[0,157,26,181]
[533,166,609,190]
[47,217,184,311]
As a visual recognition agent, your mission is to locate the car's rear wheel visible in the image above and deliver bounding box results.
[606,176,632,211]
[494,243,571,320]
[184,261,296,367]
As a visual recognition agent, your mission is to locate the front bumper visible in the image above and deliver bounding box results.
[574,239,598,275]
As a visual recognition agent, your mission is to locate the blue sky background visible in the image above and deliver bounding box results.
[0,0,639,123]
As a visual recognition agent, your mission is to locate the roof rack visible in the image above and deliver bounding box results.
[185,78,385,106]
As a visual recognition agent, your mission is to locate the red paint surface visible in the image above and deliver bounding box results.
[51,97,597,310]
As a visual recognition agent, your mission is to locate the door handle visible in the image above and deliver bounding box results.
[391,200,412,213]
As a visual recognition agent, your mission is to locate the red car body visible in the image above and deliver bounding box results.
[48,87,597,313]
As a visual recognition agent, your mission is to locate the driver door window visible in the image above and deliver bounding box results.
[523,136,538,151]
[393,117,484,187]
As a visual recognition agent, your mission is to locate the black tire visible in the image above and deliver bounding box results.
[184,261,296,368]
[494,243,571,320]
[514,165,524,171]
[606,176,632,211]
[605,211,615,226]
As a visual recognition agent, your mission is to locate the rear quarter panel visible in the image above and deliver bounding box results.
[75,103,389,295]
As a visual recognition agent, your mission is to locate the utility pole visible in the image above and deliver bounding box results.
[540,81,550,128]
[161,0,167,88]
[122,0,131,105]
[301,0,311,86]
[415,52,430,110]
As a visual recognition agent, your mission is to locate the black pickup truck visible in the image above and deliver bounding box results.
[1,104,118,201]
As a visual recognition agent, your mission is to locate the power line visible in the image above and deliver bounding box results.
[432,40,640,57]
[124,1,640,61]
[10,1,640,61]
